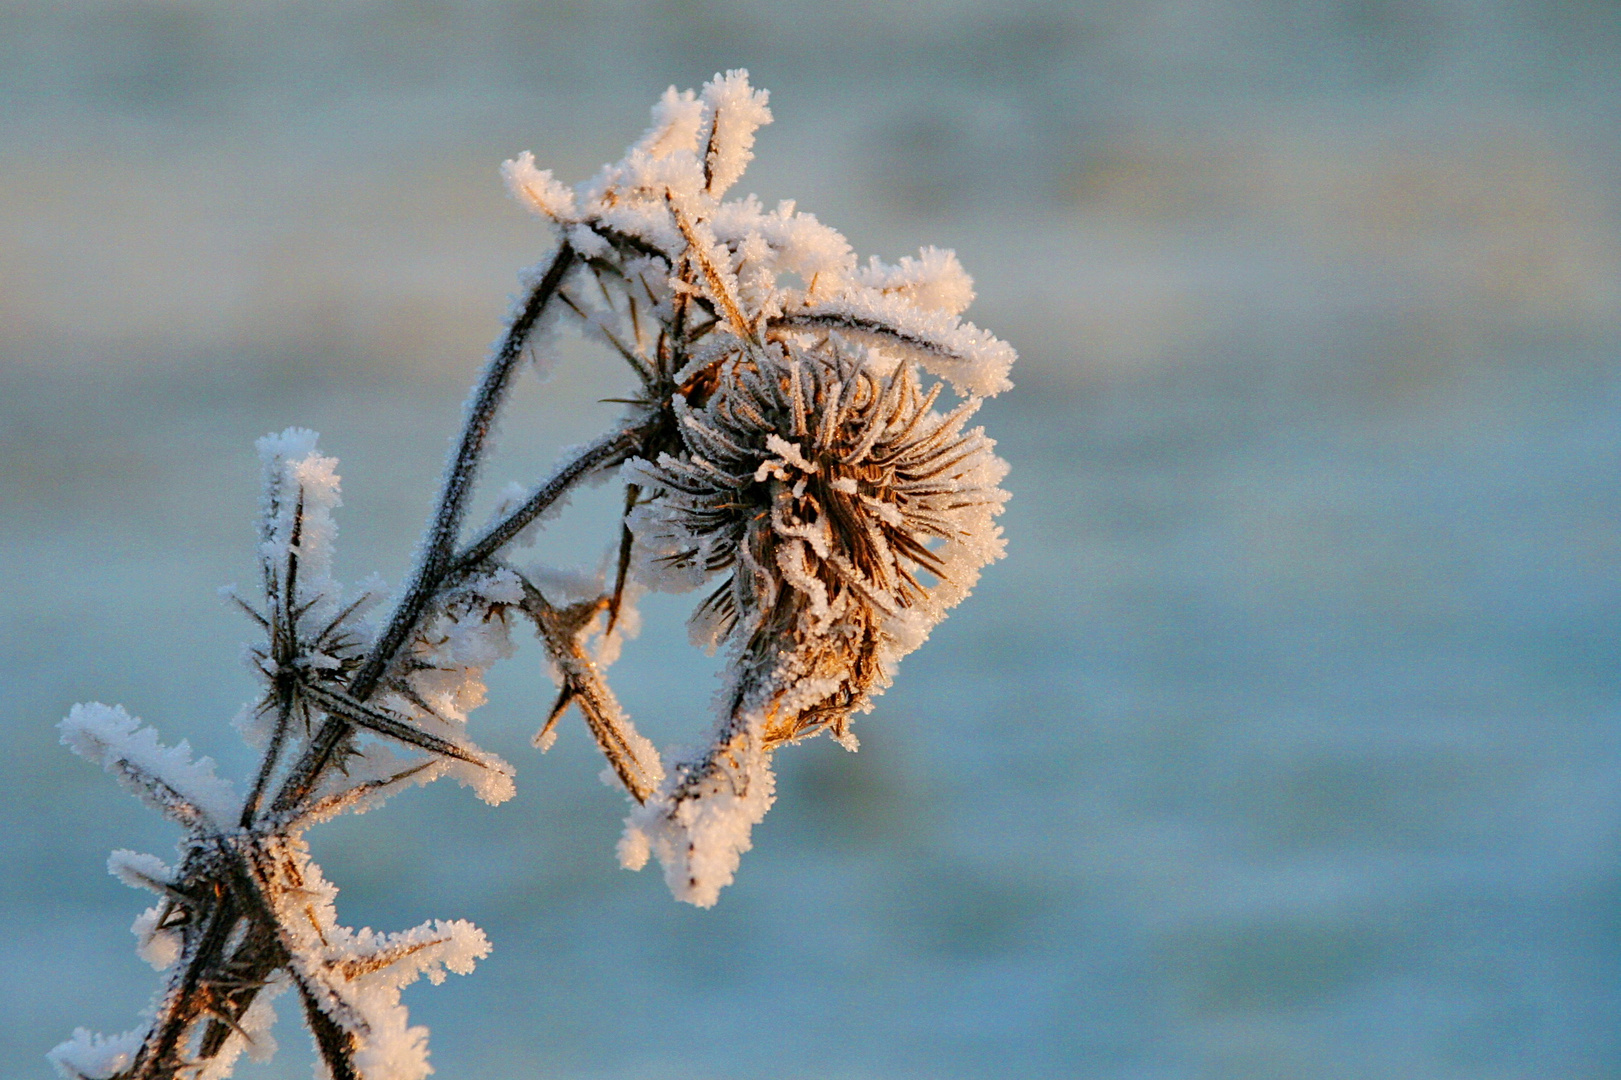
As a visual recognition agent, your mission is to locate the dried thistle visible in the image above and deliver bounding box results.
[616,345,1008,903]
[55,70,1013,1078]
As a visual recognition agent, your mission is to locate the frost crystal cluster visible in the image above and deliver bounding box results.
[55,71,1013,1079]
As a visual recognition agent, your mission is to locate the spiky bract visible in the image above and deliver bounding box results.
[631,340,1007,747]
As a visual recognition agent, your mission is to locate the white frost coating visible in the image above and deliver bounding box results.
[512,561,664,800]
[130,903,183,970]
[669,206,749,327]
[529,65,1012,412]
[255,838,489,1080]
[60,403,517,1076]
[775,541,831,626]
[856,246,976,316]
[364,583,520,808]
[615,821,651,870]
[385,590,512,807]
[524,562,607,606]
[60,703,237,827]
[501,151,577,220]
[107,849,171,893]
[302,743,450,826]
[594,585,641,669]
[319,918,490,1080]
[621,718,777,908]
[522,555,644,667]
[762,433,817,476]
[48,1028,144,1080]
[472,566,525,606]
[709,197,857,286]
[634,85,705,162]
[794,287,1016,398]
[442,749,517,806]
[698,69,773,197]
[255,425,319,468]
[257,428,342,597]
[566,222,610,258]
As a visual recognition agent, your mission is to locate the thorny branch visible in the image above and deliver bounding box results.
[272,241,579,816]
[53,70,1013,1080]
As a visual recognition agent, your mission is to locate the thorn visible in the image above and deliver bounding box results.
[200,1001,257,1046]
[228,594,271,629]
[534,687,573,749]
[606,483,639,636]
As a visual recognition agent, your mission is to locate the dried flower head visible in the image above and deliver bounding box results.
[619,332,1008,904]
[631,342,1008,746]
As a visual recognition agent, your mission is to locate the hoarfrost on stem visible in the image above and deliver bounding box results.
[56,69,1013,1078]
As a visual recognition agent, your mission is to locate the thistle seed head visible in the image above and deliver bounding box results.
[630,337,1008,745]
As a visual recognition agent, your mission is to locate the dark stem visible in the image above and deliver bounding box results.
[768,311,972,367]
[296,976,360,1080]
[605,482,640,635]
[351,241,577,701]
[134,887,241,1080]
[268,242,576,815]
[282,489,303,649]
[449,421,653,577]
[194,920,285,1061]
[242,505,306,826]
[239,692,292,828]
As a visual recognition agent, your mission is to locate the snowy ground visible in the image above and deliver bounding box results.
[4,3,1620,1077]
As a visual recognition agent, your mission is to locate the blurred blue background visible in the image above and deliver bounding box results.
[4,2,1620,1077]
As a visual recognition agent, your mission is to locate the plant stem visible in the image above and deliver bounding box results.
[449,420,653,577]
[269,242,575,815]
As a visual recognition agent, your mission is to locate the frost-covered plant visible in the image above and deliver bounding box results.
[53,71,1013,1080]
